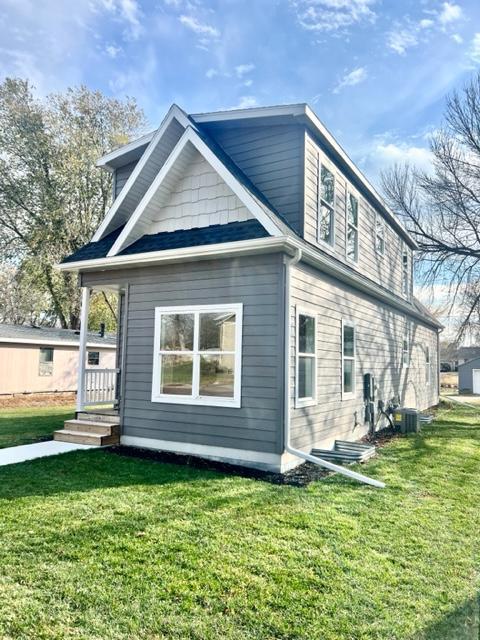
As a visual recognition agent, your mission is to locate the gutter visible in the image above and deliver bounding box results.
[283,248,386,489]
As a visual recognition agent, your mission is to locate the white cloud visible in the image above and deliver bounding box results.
[451,33,463,44]
[419,18,434,29]
[105,44,122,58]
[243,78,253,87]
[99,0,143,40]
[234,96,258,109]
[205,67,218,79]
[375,141,433,170]
[333,66,367,93]
[179,14,219,38]
[470,33,480,64]
[387,27,418,55]
[438,2,462,26]
[291,0,377,32]
[235,63,255,78]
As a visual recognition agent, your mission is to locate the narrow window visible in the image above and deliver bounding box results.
[39,347,54,376]
[152,304,242,407]
[402,323,410,367]
[375,214,385,256]
[346,192,359,263]
[87,351,100,366]
[342,322,356,397]
[296,310,316,406]
[426,346,431,384]
[402,247,410,297]
[317,158,335,246]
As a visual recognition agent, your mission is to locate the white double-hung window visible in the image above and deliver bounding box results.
[375,213,385,256]
[346,192,359,263]
[296,308,317,407]
[152,304,243,407]
[342,321,356,398]
[317,157,335,246]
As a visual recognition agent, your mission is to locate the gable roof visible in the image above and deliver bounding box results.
[0,323,116,348]
[61,220,269,264]
[107,125,290,256]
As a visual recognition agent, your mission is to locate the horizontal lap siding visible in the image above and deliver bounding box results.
[82,254,285,453]
[205,124,304,235]
[290,263,439,451]
[304,133,410,299]
[114,161,138,198]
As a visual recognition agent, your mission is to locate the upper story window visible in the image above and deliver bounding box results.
[152,304,243,408]
[402,322,410,367]
[39,347,54,376]
[346,192,359,263]
[296,309,317,407]
[402,247,410,298]
[342,321,356,398]
[375,213,385,256]
[317,158,335,246]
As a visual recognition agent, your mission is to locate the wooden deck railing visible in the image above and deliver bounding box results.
[84,368,119,406]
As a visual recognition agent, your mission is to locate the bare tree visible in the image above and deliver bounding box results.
[382,73,480,340]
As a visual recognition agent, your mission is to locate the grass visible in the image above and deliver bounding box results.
[0,403,480,639]
[0,404,75,449]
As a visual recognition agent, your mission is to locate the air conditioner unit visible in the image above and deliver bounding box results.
[393,408,420,434]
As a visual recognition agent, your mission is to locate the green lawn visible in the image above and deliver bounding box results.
[0,404,480,639]
[0,404,75,449]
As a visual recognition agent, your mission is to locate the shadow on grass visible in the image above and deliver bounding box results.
[413,593,479,640]
[0,408,75,449]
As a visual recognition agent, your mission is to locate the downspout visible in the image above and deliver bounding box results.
[283,248,385,489]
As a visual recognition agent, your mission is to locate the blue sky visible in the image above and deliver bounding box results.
[1,0,480,186]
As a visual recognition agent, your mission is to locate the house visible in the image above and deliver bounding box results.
[457,347,480,367]
[56,103,441,479]
[458,357,480,394]
[0,323,116,396]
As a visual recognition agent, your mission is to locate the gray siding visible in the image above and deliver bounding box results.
[289,262,439,451]
[458,357,480,393]
[204,123,305,235]
[114,161,138,199]
[304,132,413,299]
[82,253,285,454]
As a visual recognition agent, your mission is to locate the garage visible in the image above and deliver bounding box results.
[458,357,480,395]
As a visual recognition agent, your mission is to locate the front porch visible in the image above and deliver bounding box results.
[54,285,125,446]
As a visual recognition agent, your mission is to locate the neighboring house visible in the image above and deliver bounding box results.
[57,103,441,473]
[457,347,480,367]
[0,323,116,396]
[458,357,480,394]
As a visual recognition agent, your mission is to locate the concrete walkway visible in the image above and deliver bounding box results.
[0,440,97,467]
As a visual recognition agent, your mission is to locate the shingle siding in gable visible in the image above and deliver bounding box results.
[203,123,305,235]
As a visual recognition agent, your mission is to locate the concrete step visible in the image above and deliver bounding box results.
[53,429,119,446]
[64,419,119,436]
[76,411,120,425]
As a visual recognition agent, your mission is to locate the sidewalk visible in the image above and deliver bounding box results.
[0,440,97,467]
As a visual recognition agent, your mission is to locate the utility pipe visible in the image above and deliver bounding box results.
[283,248,385,489]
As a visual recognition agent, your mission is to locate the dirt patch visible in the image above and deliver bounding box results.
[441,371,458,390]
[108,445,332,487]
[0,392,76,409]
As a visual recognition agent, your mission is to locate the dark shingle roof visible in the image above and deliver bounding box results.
[0,323,117,346]
[61,219,269,264]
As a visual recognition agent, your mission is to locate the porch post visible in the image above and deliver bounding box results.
[76,286,91,412]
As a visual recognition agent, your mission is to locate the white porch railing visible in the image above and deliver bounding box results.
[84,368,119,406]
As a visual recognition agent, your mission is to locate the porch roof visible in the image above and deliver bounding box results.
[61,219,269,265]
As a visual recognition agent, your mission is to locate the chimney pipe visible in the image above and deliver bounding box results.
[99,322,105,338]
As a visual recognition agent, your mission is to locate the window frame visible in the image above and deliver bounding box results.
[151,303,243,408]
[87,351,100,366]
[316,153,336,249]
[402,245,410,299]
[345,189,360,264]
[375,212,385,257]
[341,320,356,399]
[426,345,431,384]
[295,306,317,408]
[38,347,54,377]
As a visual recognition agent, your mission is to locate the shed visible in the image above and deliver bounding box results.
[458,357,480,395]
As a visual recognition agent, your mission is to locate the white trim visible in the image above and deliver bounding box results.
[76,287,90,412]
[120,435,300,472]
[341,319,356,399]
[402,318,410,368]
[108,126,282,256]
[345,188,359,265]
[0,337,116,349]
[426,345,431,385]
[402,244,410,300]
[295,306,317,408]
[375,210,385,257]
[316,151,336,249]
[92,105,192,242]
[191,103,306,123]
[96,131,155,168]
[151,303,243,408]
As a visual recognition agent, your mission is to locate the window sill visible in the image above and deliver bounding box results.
[295,397,316,409]
[342,392,356,401]
[151,394,241,408]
